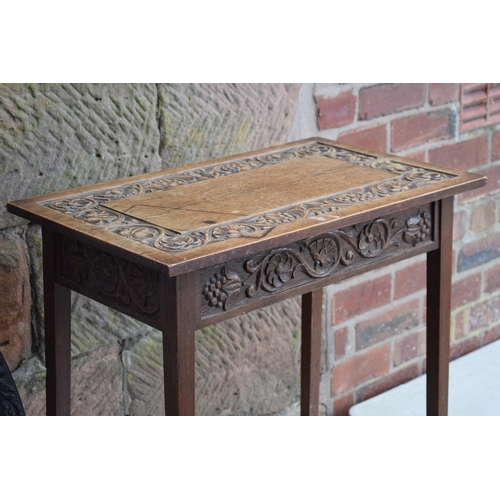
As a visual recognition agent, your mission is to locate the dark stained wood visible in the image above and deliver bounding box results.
[43,228,72,416]
[200,204,436,327]
[55,234,161,329]
[426,197,454,416]
[161,272,198,416]
[301,289,323,416]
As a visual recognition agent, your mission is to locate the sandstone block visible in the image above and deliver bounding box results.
[124,297,325,416]
[157,83,300,168]
[0,83,161,229]
[0,233,31,370]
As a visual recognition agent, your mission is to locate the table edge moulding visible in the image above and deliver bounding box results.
[6,137,487,416]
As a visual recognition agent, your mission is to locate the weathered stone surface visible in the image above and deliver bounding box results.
[5,83,307,416]
[0,83,161,229]
[25,223,156,358]
[12,356,46,416]
[71,344,124,416]
[125,298,309,416]
[0,232,32,370]
[13,344,124,416]
[158,83,300,168]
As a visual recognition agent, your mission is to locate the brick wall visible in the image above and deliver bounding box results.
[312,83,500,415]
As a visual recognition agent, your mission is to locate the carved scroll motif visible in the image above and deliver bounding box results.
[59,236,160,318]
[202,207,433,314]
[43,143,451,254]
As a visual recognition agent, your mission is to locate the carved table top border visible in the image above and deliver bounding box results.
[41,142,454,255]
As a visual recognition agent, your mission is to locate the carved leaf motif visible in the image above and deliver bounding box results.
[308,237,338,271]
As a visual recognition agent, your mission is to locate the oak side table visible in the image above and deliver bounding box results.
[7,138,486,416]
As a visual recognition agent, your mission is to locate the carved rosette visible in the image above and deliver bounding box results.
[42,143,453,255]
[59,236,159,318]
[201,206,434,315]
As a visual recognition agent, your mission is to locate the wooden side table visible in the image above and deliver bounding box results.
[7,138,486,416]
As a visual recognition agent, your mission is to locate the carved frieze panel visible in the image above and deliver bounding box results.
[57,235,160,320]
[201,205,434,320]
[42,143,453,254]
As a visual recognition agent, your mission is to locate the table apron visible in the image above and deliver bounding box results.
[52,202,437,331]
[200,202,437,327]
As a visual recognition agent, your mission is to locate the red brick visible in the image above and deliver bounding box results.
[453,309,468,341]
[334,327,348,361]
[428,136,488,171]
[331,343,390,396]
[451,274,481,310]
[358,84,425,121]
[453,210,467,241]
[485,264,500,294]
[429,84,460,106]
[356,299,420,350]
[357,363,420,402]
[391,110,453,151]
[493,130,500,162]
[403,150,427,162]
[394,260,426,300]
[484,324,500,346]
[493,295,500,322]
[338,124,387,153]
[458,233,500,272]
[450,335,481,361]
[470,301,492,331]
[471,200,496,233]
[332,275,392,324]
[393,329,426,366]
[333,392,355,416]
[315,91,356,130]
[459,164,500,203]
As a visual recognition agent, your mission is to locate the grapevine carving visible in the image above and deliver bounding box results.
[43,143,452,255]
[59,236,159,317]
[202,208,433,312]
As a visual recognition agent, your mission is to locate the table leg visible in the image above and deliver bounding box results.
[42,228,71,416]
[301,289,323,416]
[426,197,454,416]
[161,273,196,416]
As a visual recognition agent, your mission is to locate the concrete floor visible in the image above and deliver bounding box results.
[350,339,500,416]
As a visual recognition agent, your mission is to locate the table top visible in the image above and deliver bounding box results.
[8,138,487,275]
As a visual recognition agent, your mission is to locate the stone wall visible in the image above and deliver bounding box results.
[2,83,499,415]
[1,83,309,415]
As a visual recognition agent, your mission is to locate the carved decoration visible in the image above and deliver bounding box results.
[0,351,25,416]
[202,207,433,314]
[43,143,452,254]
[59,236,160,317]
